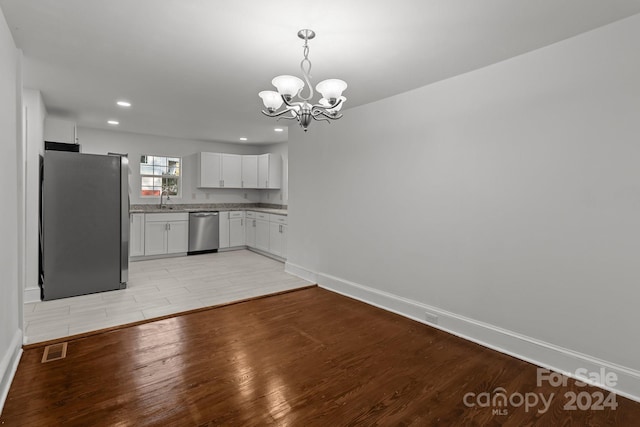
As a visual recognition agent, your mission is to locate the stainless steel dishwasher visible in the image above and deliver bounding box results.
[188,212,220,254]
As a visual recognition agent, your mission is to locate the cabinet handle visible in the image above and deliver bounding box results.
[241,219,243,226]
[242,180,244,188]
[265,180,268,187]
[168,223,171,231]
[254,220,256,227]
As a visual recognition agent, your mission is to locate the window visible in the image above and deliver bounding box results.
[140,155,181,197]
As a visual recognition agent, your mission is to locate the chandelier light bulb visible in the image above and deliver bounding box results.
[316,79,348,104]
[259,91,284,111]
[272,75,305,99]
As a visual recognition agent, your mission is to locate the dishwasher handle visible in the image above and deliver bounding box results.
[191,212,219,217]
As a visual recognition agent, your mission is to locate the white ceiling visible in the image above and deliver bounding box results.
[2,1,640,144]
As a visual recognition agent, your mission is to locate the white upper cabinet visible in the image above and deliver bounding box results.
[221,154,242,188]
[197,153,242,188]
[242,155,258,188]
[197,152,222,188]
[44,117,77,144]
[198,152,281,189]
[258,153,282,189]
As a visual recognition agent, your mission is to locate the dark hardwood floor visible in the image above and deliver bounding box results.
[2,287,639,426]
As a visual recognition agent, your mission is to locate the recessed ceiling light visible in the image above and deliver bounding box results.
[108,120,119,125]
[274,128,284,132]
[116,100,131,107]
[239,137,248,141]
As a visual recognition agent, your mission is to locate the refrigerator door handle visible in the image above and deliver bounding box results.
[120,155,129,287]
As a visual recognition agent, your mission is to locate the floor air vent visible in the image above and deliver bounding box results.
[41,342,68,363]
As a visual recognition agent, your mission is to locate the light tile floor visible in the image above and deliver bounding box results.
[24,250,312,344]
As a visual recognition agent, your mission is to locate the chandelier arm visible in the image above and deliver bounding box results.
[312,108,343,121]
[276,115,299,122]
[311,97,344,111]
[261,109,297,118]
[281,95,294,107]
[311,115,331,124]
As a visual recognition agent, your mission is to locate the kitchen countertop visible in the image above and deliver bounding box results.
[130,204,287,216]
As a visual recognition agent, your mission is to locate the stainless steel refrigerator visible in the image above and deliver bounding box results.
[40,151,129,300]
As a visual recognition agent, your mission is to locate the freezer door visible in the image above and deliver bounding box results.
[42,151,122,300]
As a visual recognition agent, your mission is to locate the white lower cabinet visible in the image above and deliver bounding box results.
[249,212,288,259]
[229,217,245,247]
[268,214,287,258]
[255,218,270,252]
[167,220,189,253]
[130,213,145,257]
[144,213,189,256]
[269,222,287,258]
[245,212,256,248]
[220,211,245,249]
[219,212,230,249]
[136,210,287,260]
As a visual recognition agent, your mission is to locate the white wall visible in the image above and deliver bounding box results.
[78,127,286,205]
[287,14,640,399]
[22,89,46,303]
[0,4,22,413]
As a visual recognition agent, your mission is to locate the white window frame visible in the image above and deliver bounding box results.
[139,154,182,199]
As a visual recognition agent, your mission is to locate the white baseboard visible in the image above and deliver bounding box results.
[0,329,23,414]
[285,262,318,284]
[247,248,285,263]
[23,286,40,304]
[315,271,640,403]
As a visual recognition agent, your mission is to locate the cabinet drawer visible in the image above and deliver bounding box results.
[245,211,256,219]
[270,214,287,225]
[255,212,269,220]
[145,212,189,222]
[229,211,244,218]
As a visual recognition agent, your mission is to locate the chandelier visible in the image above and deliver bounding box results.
[258,29,347,132]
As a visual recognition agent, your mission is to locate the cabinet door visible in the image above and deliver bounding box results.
[267,154,282,189]
[257,154,269,189]
[219,212,230,249]
[269,222,283,257]
[255,219,270,252]
[245,218,256,248]
[258,153,282,189]
[242,155,258,188]
[281,224,288,259]
[221,154,242,188]
[229,217,245,247]
[167,221,189,254]
[44,117,77,144]
[144,222,168,256]
[199,152,222,188]
[130,213,145,257]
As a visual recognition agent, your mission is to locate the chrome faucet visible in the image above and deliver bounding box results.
[159,189,168,209]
